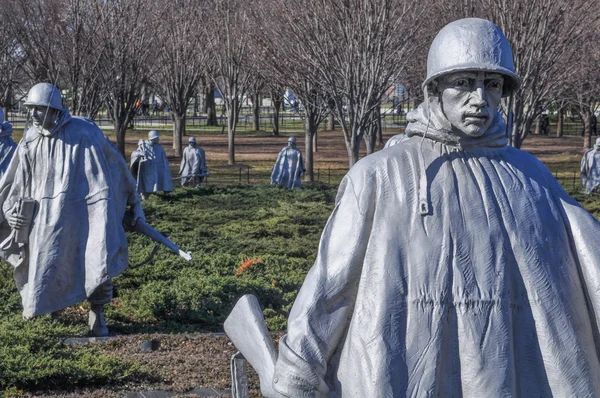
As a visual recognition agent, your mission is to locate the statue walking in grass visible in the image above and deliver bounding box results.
[130,130,173,200]
[270,136,305,189]
[0,109,16,178]
[581,137,600,194]
[179,136,208,187]
[0,83,145,337]
[226,18,600,397]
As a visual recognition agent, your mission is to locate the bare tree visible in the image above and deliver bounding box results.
[150,0,209,157]
[97,0,155,154]
[0,19,25,118]
[204,0,251,165]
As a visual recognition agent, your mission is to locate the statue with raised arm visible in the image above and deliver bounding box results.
[581,137,600,194]
[226,18,600,397]
[270,136,305,189]
[179,136,207,187]
[130,130,173,200]
[0,83,146,337]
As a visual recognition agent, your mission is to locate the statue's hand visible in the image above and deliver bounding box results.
[7,207,25,230]
[131,201,146,226]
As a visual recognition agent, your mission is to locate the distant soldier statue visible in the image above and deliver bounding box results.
[0,83,146,337]
[581,137,600,194]
[0,109,16,178]
[226,18,600,397]
[270,136,305,189]
[179,136,207,187]
[130,130,173,200]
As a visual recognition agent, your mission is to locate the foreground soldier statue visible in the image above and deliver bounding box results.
[225,18,600,397]
[0,109,16,178]
[270,136,305,189]
[130,130,173,200]
[581,137,600,194]
[179,136,208,187]
[0,83,146,337]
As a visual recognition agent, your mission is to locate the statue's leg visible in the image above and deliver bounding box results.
[88,278,113,337]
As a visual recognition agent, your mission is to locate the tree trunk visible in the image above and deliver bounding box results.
[347,132,361,168]
[364,123,377,155]
[252,91,260,131]
[556,108,564,137]
[2,105,7,122]
[304,117,315,183]
[376,105,383,145]
[115,120,126,156]
[193,95,198,117]
[313,131,318,153]
[205,86,218,126]
[582,109,592,150]
[272,97,281,136]
[227,98,239,165]
[173,113,185,157]
[534,116,541,135]
[327,112,335,130]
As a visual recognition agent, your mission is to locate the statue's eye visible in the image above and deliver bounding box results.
[487,80,503,90]
[454,79,469,88]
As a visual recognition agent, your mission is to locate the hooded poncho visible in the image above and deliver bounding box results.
[272,102,600,397]
[271,146,305,189]
[130,140,173,194]
[0,114,139,318]
[179,145,207,185]
[581,139,600,194]
[0,122,16,178]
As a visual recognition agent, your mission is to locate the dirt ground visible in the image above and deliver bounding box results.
[35,128,590,398]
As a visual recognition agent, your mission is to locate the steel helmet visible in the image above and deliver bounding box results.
[423,18,520,96]
[288,136,296,144]
[148,130,160,140]
[24,83,66,111]
[188,136,196,143]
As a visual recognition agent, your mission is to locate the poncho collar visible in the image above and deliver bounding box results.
[405,101,508,150]
[33,110,72,138]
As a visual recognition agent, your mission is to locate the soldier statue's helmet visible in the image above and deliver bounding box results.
[148,130,160,140]
[288,136,296,144]
[188,136,196,143]
[423,18,521,97]
[24,83,67,112]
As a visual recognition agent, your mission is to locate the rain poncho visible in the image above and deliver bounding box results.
[0,113,139,318]
[179,145,207,186]
[581,138,600,194]
[273,101,600,397]
[130,140,173,194]
[270,146,305,189]
[0,122,16,178]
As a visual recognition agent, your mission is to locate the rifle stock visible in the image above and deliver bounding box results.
[224,294,277,397]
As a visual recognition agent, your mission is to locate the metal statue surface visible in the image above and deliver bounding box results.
[130,130,173,199]
[0,109,16,179]
[226,18,600,397]
[270,136,305,189]
[581,137,600,194]
[0,83,146,337]
[179,136,208,187]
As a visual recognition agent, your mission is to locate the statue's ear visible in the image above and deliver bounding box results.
[427,79,439,96]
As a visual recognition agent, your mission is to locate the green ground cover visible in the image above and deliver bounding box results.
[0,184,337,393]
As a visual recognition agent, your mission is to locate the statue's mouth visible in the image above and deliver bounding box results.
[463,113,489,124]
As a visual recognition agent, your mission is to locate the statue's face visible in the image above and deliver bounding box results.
[31,105,58,130]
[150,137,159,145]
[189,142,196,147]
[437,71,504,137]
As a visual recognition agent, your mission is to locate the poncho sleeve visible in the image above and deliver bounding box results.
[273,173,375,397]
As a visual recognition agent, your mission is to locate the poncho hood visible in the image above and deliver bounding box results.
[405,101,508,150]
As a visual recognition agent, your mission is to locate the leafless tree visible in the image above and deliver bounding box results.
[0,19,25,118]
[96,0,155,154]
[204,0,251,165]
[150,0,209,157]
[436,0,600,148]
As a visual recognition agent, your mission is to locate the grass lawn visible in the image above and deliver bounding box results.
[0,123,598,396]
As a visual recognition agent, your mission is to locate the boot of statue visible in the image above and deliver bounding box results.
[88,304,109,337]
